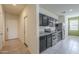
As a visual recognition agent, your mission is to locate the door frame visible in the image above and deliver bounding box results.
[24,16,28,46]
[5,12,8,41]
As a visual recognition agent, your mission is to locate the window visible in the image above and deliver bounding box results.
[69,19,78,30]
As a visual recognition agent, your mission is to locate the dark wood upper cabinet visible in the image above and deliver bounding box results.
[42,15,48,26]
[39,13,48,26]
[39,13,55,26]
[39,14,43,26]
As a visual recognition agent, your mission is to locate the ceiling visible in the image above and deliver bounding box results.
[40,4,79,16]
[3,4,79,16]
[3,4,26,15]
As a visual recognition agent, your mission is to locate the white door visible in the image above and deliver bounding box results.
[6,19,18,39]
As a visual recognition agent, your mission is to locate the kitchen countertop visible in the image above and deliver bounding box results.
[39,30,62,37]
[39,32,55,37]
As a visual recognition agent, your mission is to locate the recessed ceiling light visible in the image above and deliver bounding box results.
[12,4,16,6]
[69,9,72,12]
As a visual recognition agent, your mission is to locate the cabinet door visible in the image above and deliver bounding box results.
[42,15,48,26]
[40,36,46,53]
[39,14,43,26]
[46,34,52,48]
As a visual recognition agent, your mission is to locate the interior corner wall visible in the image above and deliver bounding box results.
[0,5,5,49]
[19,4,39,54]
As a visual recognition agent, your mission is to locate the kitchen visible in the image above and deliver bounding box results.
[39,12,64,53]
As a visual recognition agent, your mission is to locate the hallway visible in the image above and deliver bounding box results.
[0,39,30,54]
[42,36,79,54]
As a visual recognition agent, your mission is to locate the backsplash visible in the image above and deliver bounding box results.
[39,26,55,33]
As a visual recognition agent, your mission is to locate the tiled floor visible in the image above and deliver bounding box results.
[0,39,30,54]
[41,36,79,54]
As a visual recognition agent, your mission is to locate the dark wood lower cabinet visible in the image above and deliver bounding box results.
[39,34,52,53]
[40,36,47,53]
[46,34,52,48]
[57,31,62,42]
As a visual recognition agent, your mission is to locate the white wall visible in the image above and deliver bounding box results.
[0,5,5,49]
[5,13,19,39]
[19,4,39,54]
